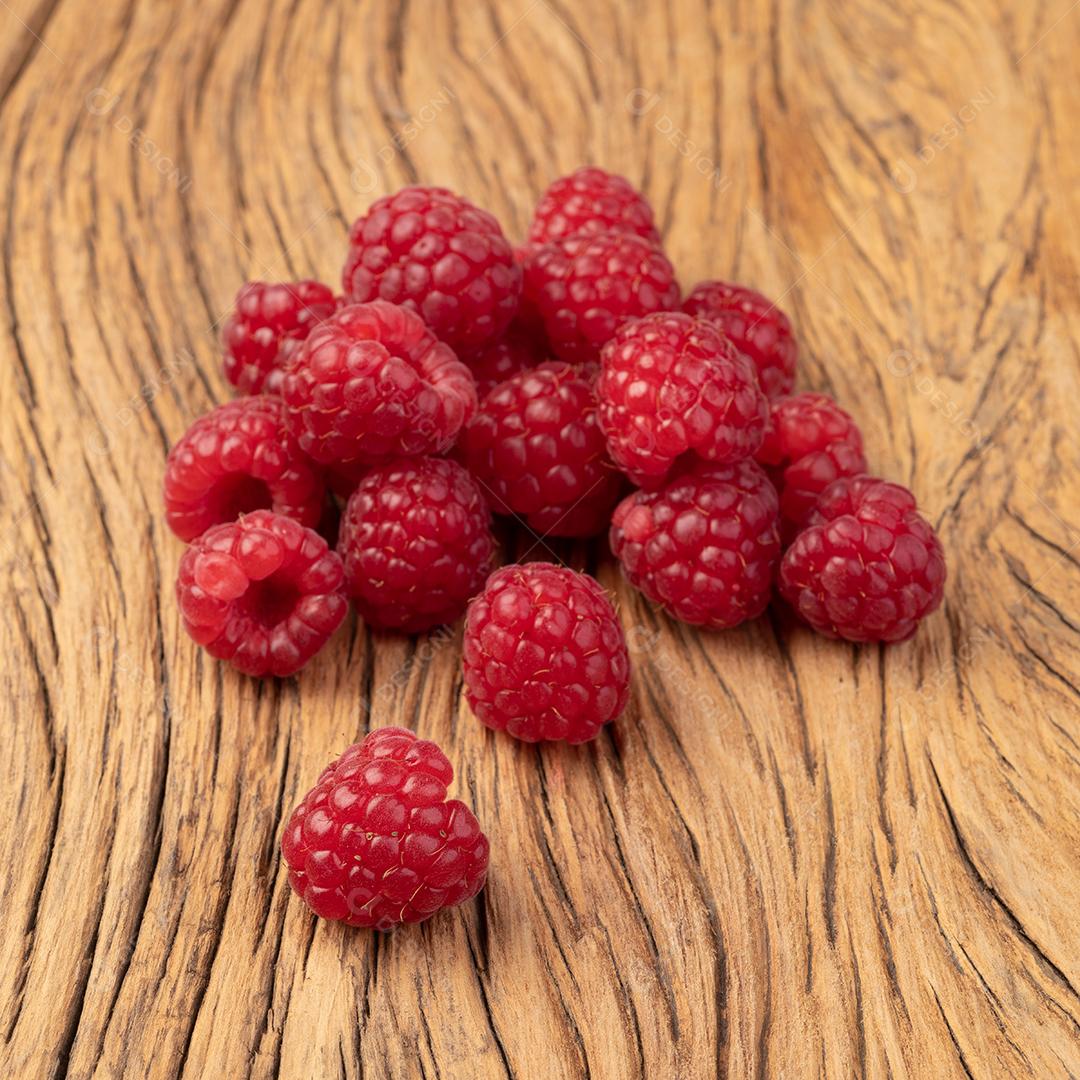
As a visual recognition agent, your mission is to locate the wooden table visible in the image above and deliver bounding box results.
[2,2,1078,1077]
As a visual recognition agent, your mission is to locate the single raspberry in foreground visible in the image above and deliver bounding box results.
[342,186,521,351]
[682,280,797,399]
[222,280,338,396]
[527,166,660,246]
[610,460,781,630]
[176,509,347,677]
[779,475,946,642]
[458,362,623,538]
[755,392,867,540]
[338,457,497,633]
[522,232,680,364]
[598,311,768,487]
[163,395,325,542]
[282,300,477,466]
[462,563,630,743]
[281,727,489,929]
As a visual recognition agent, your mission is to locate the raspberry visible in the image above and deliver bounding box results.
[176,509,347,677]
[458,362,622,538]
[163,396,325,542]
[779,475,946,642]
[527,166,660,246]
[597,312,768,486]
[222,281,338,395]
[342,186,520,351]
[756,392,867,539]
[281,727,489,929]
[282,300,476,466]
[462,563,630,743]
[338,457,497,633]
[460,321,546,397]
[682,280,797,398]
[522,232,680,364]
[610,460,781,630]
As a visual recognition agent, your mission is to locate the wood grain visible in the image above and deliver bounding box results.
[1,1,1078,1077]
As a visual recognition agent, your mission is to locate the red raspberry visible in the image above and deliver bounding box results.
[459,321,546,397]
[338,457,497,633]
[682,280,797,398]
[756,392,867,539]
[458,362,622,538]
[597,312,768,487]
[610,460,781,630]
[163,396,325,542]
[522,232,680,364]
[176,509,347,677]
[222,281,338,395]
[527,166,660,246]
[342,186,520,351]
[779,475,946,642]
[282,300,476,466]
[462,563,630,743]
[281,727,489,929]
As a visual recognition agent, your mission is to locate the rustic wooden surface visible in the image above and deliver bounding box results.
[2,1,1078,1077]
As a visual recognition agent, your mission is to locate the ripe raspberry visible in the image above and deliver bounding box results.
[597,312,768,486]
[342,186,521,351]
[282,300,476,466]
[522,232,680,364]
[338,457,497,633]
[164,396,325,542]
[458,362,622,538]
[610,460,781,630]
[527,166,660,246]
[462,563,630,743]
[459,321,546,397]
[281,727,489,929]
[176,509,347,677]
[779,476,945,642]
[756,392,867,539]
[222,281,338,395]
[682,280,797,398]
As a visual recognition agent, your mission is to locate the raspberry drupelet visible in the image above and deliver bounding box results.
[281,727,489,929]
[522,231,680,364]
[458,362,623,538]
[755,392,867,540]
[527,166,660,247]
[779,475,946,642]
[337,457,497,633]
[462,563,630,743]
[281,300,477,466]
[682,280,797,399]
[597,311,768,487]
[163,395,325,542]
[342,186,521,351]
[610,460,781,630]
[176,509,347,677]
[222,280,339,396]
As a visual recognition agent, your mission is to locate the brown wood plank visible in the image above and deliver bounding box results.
[1,1,1077,1077]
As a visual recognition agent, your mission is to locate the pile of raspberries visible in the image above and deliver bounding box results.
[163,168,946,929]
